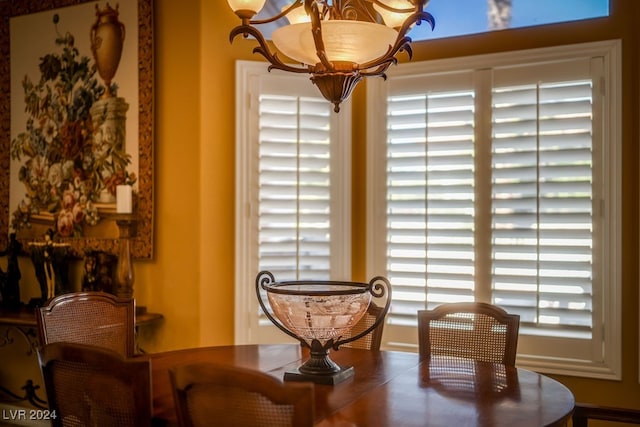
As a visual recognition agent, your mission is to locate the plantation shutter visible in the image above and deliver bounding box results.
[385,86,476,327]
[490,60,596,332]
[257,94,333,281]
[234,62,352,344]
[378,56,603,344]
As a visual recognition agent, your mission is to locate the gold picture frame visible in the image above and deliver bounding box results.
[0,0,154,259]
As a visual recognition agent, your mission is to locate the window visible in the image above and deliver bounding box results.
[235,61,352,344]
[253,0,610,42]
[367,41,621,378]
[412,0,610,41]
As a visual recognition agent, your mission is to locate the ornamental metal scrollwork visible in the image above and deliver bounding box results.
[0,326,38,356]
[0,326,47,408]
[0,380,48,410]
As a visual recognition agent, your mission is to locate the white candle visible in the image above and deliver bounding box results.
[116,185,133,213]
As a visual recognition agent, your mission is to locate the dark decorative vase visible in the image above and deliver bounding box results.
[28,230,71,304]
[82,250,117,294]
[30,244,70,303]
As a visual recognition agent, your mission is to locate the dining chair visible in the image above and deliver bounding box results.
[572,403,640,426]
[418,302,520,366]
[38,342,153,427]
[170,362,315,427]
[341,303,385,350]
[36,291,136,357]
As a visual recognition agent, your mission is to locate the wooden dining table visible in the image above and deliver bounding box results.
[143,344,575,427]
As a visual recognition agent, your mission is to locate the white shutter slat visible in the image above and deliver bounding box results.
[384,73,595,332]
[258,93,333,281]
[491,79,593,331]
[367,46,620,375]
[386,89,476,323]
[493,146,592,166]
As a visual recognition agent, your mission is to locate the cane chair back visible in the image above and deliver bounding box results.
[38,342,152,427]
[418,302,520,366]
[170,362,315,427]
[36,291,135,357]
[341,303,385,350]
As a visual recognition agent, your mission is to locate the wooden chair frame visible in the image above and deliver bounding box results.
[418,302,520,366]
[38,342,152,427]
[170,362,315,427]
[36,291,136,357]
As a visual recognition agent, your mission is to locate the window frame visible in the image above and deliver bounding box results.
[234,61,352,345]
[366,40,622,379]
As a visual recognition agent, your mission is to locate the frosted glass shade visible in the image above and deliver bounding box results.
[266,283,372,346]
[282,4,311,24]
[272,20,399,66]
[227,0,266,14]
[373,0,414,28]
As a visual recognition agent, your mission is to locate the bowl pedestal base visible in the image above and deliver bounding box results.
[284,365,354,385]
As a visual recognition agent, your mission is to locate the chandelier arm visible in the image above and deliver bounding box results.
[249,0,305,26]
[359,62,394,78]
[229,24,310,74]
[357,9,432,72]
[357,35,411,71]
[402,42,414,59]
[263,56,313,74]
[401,11,436,33]
[304,0,316,16]
[335,0,378,22]
[310,2,335,72]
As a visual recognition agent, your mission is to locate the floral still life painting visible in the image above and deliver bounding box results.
[11,7,136,241]
[9,4,136,239]
[2,0,153,259]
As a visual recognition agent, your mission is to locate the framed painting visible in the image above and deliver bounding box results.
[0,0,154,259]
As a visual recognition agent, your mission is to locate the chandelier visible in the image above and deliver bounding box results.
[227,0,435,112]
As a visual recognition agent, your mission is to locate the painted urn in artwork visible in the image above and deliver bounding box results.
[90,3,125,98]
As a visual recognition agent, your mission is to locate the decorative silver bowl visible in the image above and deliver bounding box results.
[256,271,391,385]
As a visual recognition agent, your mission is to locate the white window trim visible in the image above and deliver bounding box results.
[234,61,352,344]
[367,40,622,379]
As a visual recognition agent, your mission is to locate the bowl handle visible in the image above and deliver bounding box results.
[255,270,305,344]
[333,275,392,350]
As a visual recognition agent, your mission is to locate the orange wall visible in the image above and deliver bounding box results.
[133,0,266,351]
[129,0,264,350]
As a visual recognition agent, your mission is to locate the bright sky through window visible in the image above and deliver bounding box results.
[412,0,609,40]
[257,0,609,41]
